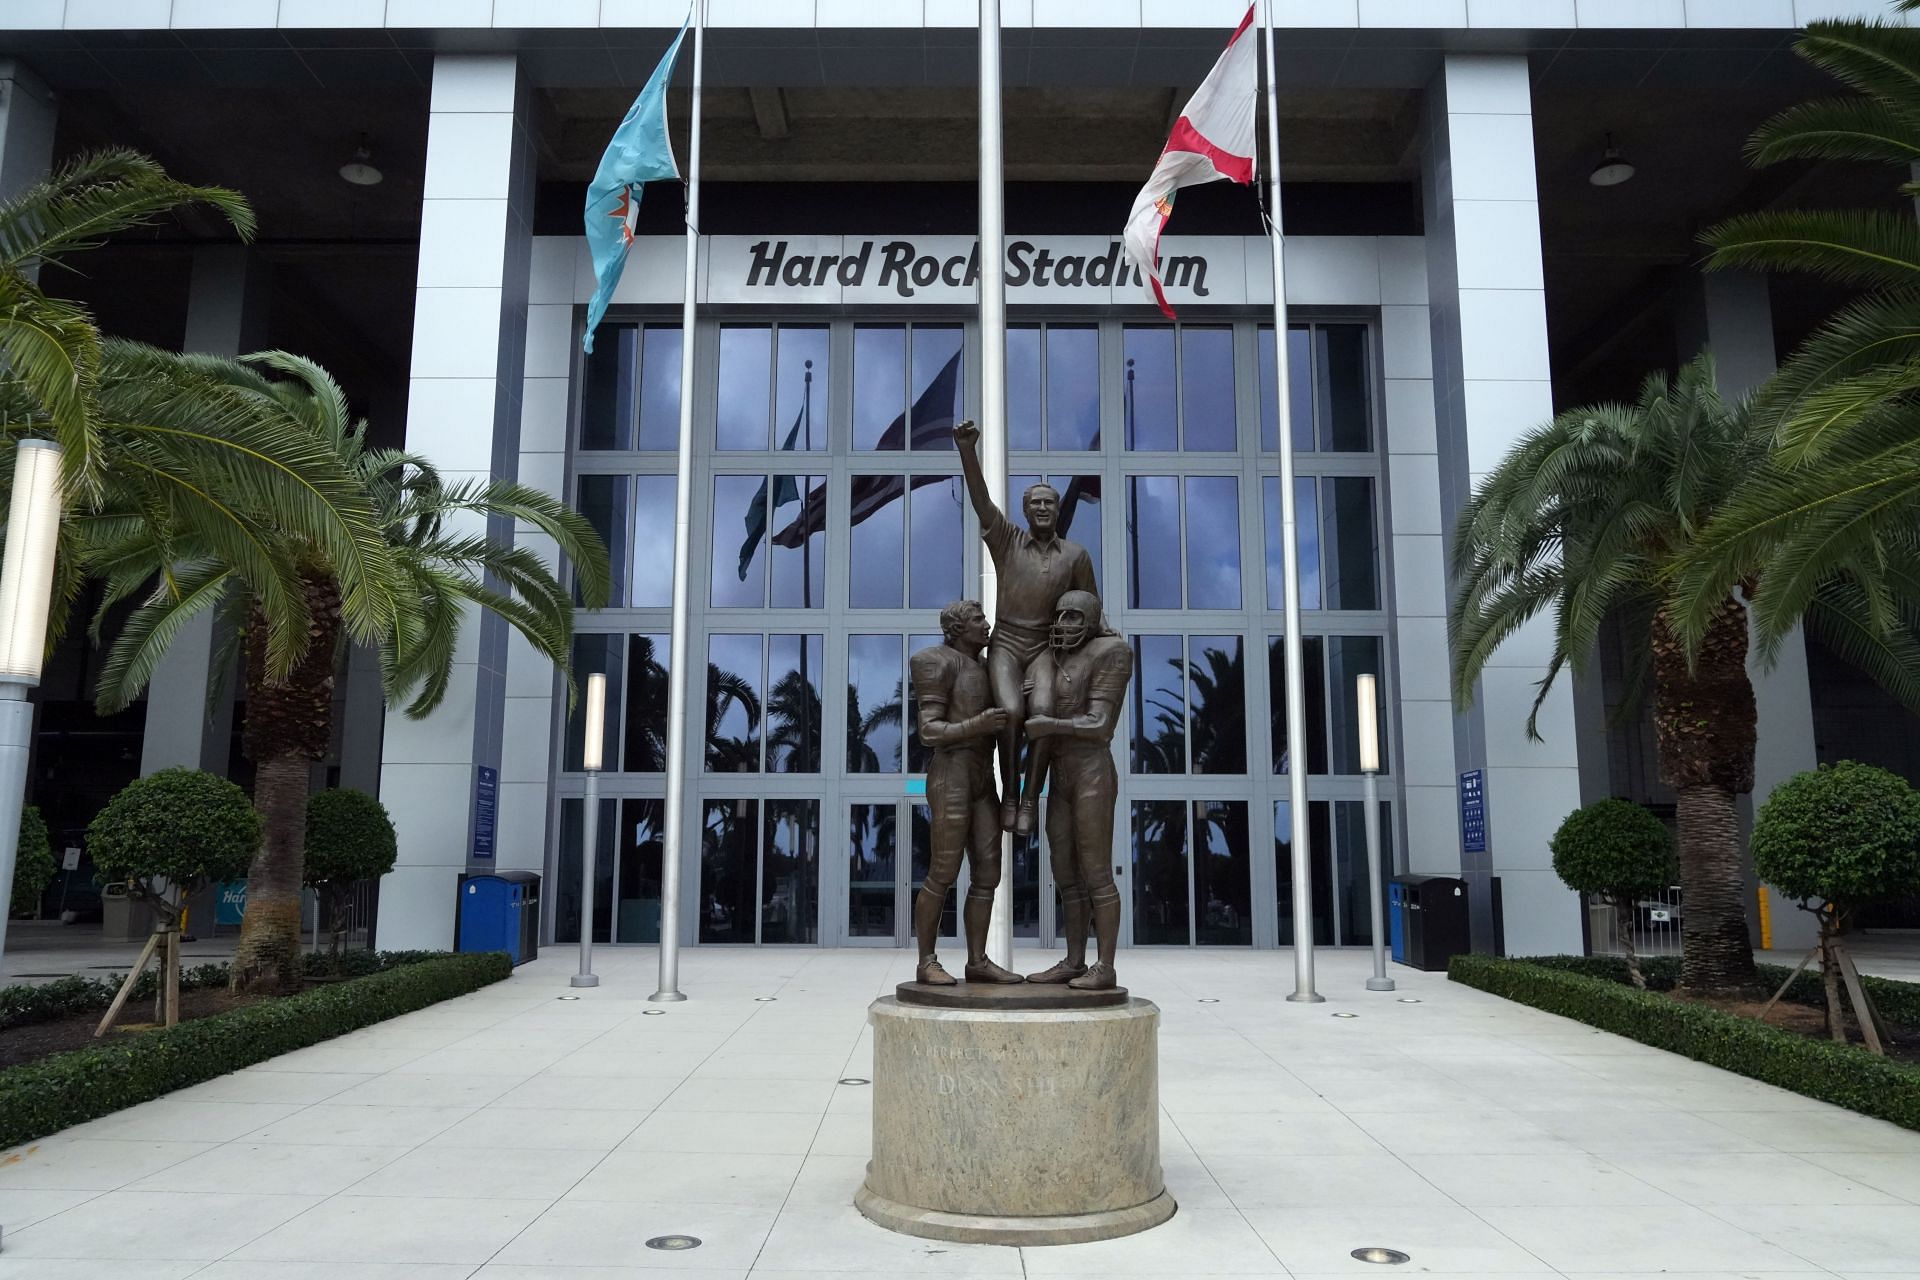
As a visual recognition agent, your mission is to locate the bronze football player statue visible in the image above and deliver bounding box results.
[908,600,1025,987]
[953,419,1098,837]
[1024,590,1134,992]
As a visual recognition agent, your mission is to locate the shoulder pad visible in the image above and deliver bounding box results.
[909,645,957,690]
[1086,638,1134,697]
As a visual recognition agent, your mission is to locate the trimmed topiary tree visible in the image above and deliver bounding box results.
[10,805,54,919]
[1753,761,1920,1045]
[1551,799,1677,989]
[304,788,396,958]
[88,768,260,1027]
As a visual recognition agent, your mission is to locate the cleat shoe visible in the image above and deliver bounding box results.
[1014,798,1037,837]
[964,958,1026,985]
[999,800,1019,832]
[1067,962,1117,991]
[1026,959,1088,985]
[916,958,958,986]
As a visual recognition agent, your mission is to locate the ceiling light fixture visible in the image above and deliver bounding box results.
[1589,133,1635,187]
[339,134,383,187]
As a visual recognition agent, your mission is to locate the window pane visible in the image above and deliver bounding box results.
[1328,635,1387,775]
[774,326,829,451]
[1335,799,1390,947]
[848,634,903,774]
[1131,635,1185,774]
[1008,325,1043,451]
[849,474,906,608]
[1056,474,1103,587]
[1181,327,1236,451]
[637,326,682,450]
[1193,801,1252,945]
[1323,476,1379,611]
[909,476,964,609]
[1259,326,1314,454]
[581,323,636,451]
[1275,799,1334,947]
[911,325,963,450]
[616,798,663,943]
[565,634,623,772]
[622,634,669,773]
[1012,830,1040,938]
[1270,635,1328,775]
[1189,635,1246,774]
[1127,476,1181,608]
[555,797,616,944]
[1319,324,1372,452]
[1132,800,1190,945]
[699,798,757,942]
[1049,325,1101,450]
[1262,476,1320,611]
[1123,327,1176,451]
[770,475,825,608]
[848,803,898,938]
[712,474,773,608]
[767,633,823,774]
[906,631,940,773]
[632,474,674,607]
[911,804,957,938]
[717,325,771,450]
[577,475,630,608]
[706,633,762,773]
[1185,476,1241,610]
[854,326,906,450]
[764,799,819,944]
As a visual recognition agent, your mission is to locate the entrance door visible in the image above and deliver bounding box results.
[837,798,967,948]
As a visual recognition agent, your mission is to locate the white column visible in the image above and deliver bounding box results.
[0,61,54,206]
[376,55,536,950]
[1422,54,1584,956]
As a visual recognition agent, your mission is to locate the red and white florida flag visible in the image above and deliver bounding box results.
[1123,3,1259,318]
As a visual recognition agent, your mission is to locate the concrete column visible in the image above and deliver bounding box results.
[0,61,55,205]
[1422,54,1585,956]
[1680,271,1820,952]
[138,247,267,779]
[375,56,535,949]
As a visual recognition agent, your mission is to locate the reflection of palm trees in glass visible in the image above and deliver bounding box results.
[1187,642,1246,774]
[766,668,821,772]
[705,663,761,772]
[1133,646,1185,773]
[846,679,903,773]
[624,636,670,771]
[1133,800,1188,944]
[1193,799,1251,943]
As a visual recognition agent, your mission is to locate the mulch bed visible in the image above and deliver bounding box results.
[1674,989,1920,1065]
[0,988,266,1071]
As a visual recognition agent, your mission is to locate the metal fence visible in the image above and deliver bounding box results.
[1588,884,1684,959]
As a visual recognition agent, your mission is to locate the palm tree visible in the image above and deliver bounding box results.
[1683,8,1920,693]
[705,662,760,773]
[91,353,609,992]
[765,667,822,772]
[1451,360,1775,991]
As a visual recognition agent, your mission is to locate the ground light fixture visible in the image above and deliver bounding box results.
[1351,1247,1411,1265]
[339,135,383,186]
[572,672,608,989]
[0,439,61,959]
[1356,673,1394,992]
[645,1236,702,1251]
[1589,133,1635,187]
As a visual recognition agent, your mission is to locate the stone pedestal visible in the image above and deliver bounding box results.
[856,993,1175,1246]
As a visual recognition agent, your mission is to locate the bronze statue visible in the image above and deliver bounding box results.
[1025,590,1133,991]
[908,601,1025,987]
[953,420,1098,837]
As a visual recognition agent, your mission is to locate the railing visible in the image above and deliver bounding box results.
[1588,884,1684,959]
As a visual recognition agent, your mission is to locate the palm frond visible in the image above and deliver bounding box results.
[0,149,254,272]
[1746,94,1920,167]
[1703,210,1920,291]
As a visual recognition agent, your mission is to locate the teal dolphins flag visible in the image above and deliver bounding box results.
[582,19,690,354]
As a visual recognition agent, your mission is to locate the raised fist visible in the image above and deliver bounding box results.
[977,707,1010,733]
[952,419,980,449]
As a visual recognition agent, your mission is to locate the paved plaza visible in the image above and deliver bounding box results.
[2,945,1919,1278]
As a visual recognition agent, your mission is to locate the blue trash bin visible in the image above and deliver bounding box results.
[457,870,540,965]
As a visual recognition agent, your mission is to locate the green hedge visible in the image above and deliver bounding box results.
[0,951,511,1149]
[1517,952,1920,1027]
[1449,953,1920,1131]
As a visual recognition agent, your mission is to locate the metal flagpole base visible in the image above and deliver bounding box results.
[1287,991,1326,1004]
[570,974,600,988]
[648,989,687,1003]
[1366,976,1396,992]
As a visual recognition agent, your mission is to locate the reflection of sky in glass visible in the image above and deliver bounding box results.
[1193,800,1251,945]
[1185,476,1241,609]
[1049,326,1100,450]
[854,326,905,450]
[616,796,662,943]
[1324,476,1378,610]
[706,633,762,773]
[1263,476,1320,611]
[1181,327,1235,451]
[1259,326,1315,454]
[565,633,624,772]
[775,326,829,450]
[763,798,818,944]
[767,632,822,773]
[909,477,963,609]
[1319,324,1372,452]
[638,326,682,450]
[1189,635,1246,775]
[581,324,636,450]
[622,634,668,773]
[848,634,903,773]
[1127,475,1181,608]
[710,475,766,607]
[631,475,674,607]
[1131,800,1189,944]
[576,474,629,608]
[1131,634,1185,774]
[912,326,962,450]
[769,474,824,608]
[1124,327,1176,451]
[1269,635,1332,776]
[717,326,771,450]
[850,474,905,607]
[1008,326,1042,450]
[906,631,940,773]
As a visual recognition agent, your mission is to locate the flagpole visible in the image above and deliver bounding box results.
[653,0,704,1004]
[1260,0,1320,1003]
[977,0,1015,971]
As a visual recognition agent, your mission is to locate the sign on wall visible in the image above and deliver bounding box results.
[472,765,498,861]
[1459,768,1487,856]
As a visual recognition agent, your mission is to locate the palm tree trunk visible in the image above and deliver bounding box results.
[1650,600,1758,994]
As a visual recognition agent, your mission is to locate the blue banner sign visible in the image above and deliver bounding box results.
[1459,768,1487,855]
[216,880,247,925]
[473,765,498,860]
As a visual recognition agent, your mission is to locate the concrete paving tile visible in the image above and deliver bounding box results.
[172,1072,373,1105]
[194,1265,480,1279]
[784,1153,872,1206]
[1481,1203,1825,1272]
[1347,1108,1574,1155]
[0,1263,203,1279]
[0,1186,101,1230]
[1204,1152,1454,1207]
[752,1202,1021,1274]
[230,1194,555,1264]
[1400,1150,1677,1207]
[345,1145,603,1199]
[490,1074,680,1111]
[0,1189,320,1259]
[1709,1203,1920,1273]
[427,1106,650,1150]
[1174,1110,1384,1156]
[1244,1203,1559,1274]
[126,1142,409,1195]
[621,1110,821,1155]
[565,1150,804,1205]
[493,1199,777,1269]
[1609,1151,1904,1206]
[326,1072,525,1108]
[661,1077,837,1113]
[242,1104,477,1146]
[1021,1205,1283,1274]
[66,1100,307,1143]
[0,1139,216,1190]
[1804,1151,1920,1202]
[1702,1108,1920,1153]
